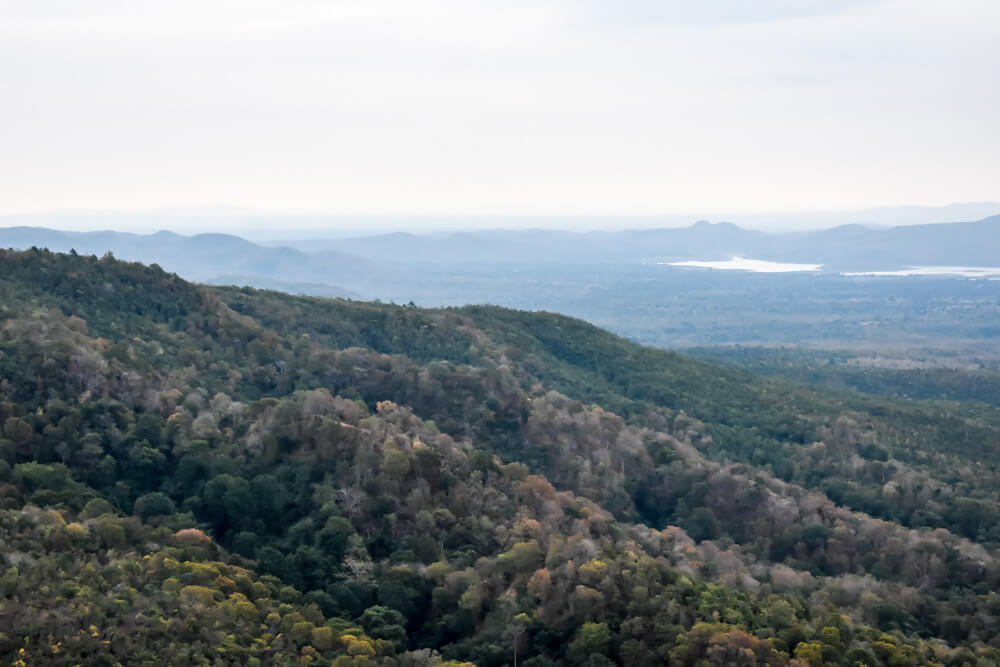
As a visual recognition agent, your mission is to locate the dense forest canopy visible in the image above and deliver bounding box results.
[1,248,999,665]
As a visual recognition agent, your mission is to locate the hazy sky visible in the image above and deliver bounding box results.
[3,0,998,220]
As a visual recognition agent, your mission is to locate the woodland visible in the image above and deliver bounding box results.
[2,248,1000,665]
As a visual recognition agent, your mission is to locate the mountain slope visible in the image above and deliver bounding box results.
[2,249,1000,665]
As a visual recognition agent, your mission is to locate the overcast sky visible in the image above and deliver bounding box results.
[2,0,998,226]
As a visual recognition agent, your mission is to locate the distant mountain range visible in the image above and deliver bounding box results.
[263,215,1000,269]
[259,215,1000,269]
[767,215,1000,269]
[1,214,998,302]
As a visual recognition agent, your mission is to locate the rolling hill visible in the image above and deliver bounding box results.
[2,249,1000,664]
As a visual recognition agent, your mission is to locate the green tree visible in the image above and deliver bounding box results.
[567,622,611,664]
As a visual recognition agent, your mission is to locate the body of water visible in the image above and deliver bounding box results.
[663,257,1000,277]
[843,266,1000,277]
[664,257,823,272]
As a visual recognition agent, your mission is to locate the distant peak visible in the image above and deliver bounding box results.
[691,220,740,230]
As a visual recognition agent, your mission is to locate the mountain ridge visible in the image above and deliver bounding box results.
[5,214,999,271]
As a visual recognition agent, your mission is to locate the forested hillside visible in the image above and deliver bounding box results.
[2,248,1000,665]
[685,345,1000,407]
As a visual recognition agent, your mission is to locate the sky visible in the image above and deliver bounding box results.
[2,0,999,231]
